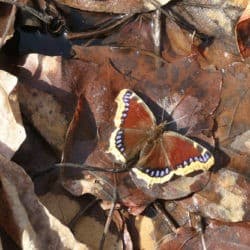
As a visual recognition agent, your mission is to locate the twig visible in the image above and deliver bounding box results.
[99,174,118,250]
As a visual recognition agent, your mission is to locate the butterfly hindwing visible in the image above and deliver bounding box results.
[132,131,214,186]
[107,89,156,163]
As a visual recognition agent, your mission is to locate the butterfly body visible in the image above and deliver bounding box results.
[107,89,214,187]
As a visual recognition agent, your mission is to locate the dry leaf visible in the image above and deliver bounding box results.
[0,154,89,249]
[158,220,250,250]
[0,70,26,159]
[0,4,16,48]
[17,54,75,152]
[57,0,171,14]
[40,188,126,249]
[230,130,250,153]
[235,3,250,58]
[178,169,250,222]
[215,62,250,175]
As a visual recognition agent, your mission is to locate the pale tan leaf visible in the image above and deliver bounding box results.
[0,70,26,159]
[0,154,89,249]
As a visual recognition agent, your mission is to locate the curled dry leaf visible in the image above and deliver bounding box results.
[0,70,26,159]
[235,3,250,58]
[161,0,248,68]
[0,154,88,249]
[170,0,247,55]
[57,0,171,14]
[0,3,16,48]
[158,219,250,250]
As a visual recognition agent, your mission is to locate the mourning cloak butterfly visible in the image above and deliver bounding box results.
[107,89,214,187]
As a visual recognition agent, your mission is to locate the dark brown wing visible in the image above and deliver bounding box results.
[132,131,214,187]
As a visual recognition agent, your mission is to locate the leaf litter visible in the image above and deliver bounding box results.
[0,0,249,249]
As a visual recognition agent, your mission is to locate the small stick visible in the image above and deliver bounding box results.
[68,198,100,230]
[99,174,118,250]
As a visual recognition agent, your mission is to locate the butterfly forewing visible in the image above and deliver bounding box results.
[107,89,156,163]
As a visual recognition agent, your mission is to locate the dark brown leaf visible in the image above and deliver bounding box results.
[0,3,16,48]
[236,3,250,58]
[158,220,250,250]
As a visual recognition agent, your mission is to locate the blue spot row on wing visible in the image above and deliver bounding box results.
[121,90,132,123]
[143,167,170,177]
[142,151,212,178]
[115,129,125,153]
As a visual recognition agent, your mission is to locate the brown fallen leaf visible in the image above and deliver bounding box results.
[165,0,247,68]
[170,0,248,55]
[0,154,89,249]
[0,3,16,48]
[16,54,75,153]
[230,130,250,153]
[235,3,250,58]
[57,0,171,14]
[103,13,156,52]
[18,84,68,152]
[215,62,250,176]
[175,168,250,222]
[158,219,250,250]
[0,70,26,159]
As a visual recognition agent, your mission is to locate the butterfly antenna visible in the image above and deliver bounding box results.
[162,114,188,127]
[160,98,168,122]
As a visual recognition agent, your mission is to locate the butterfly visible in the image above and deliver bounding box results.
[107,89,214,187]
